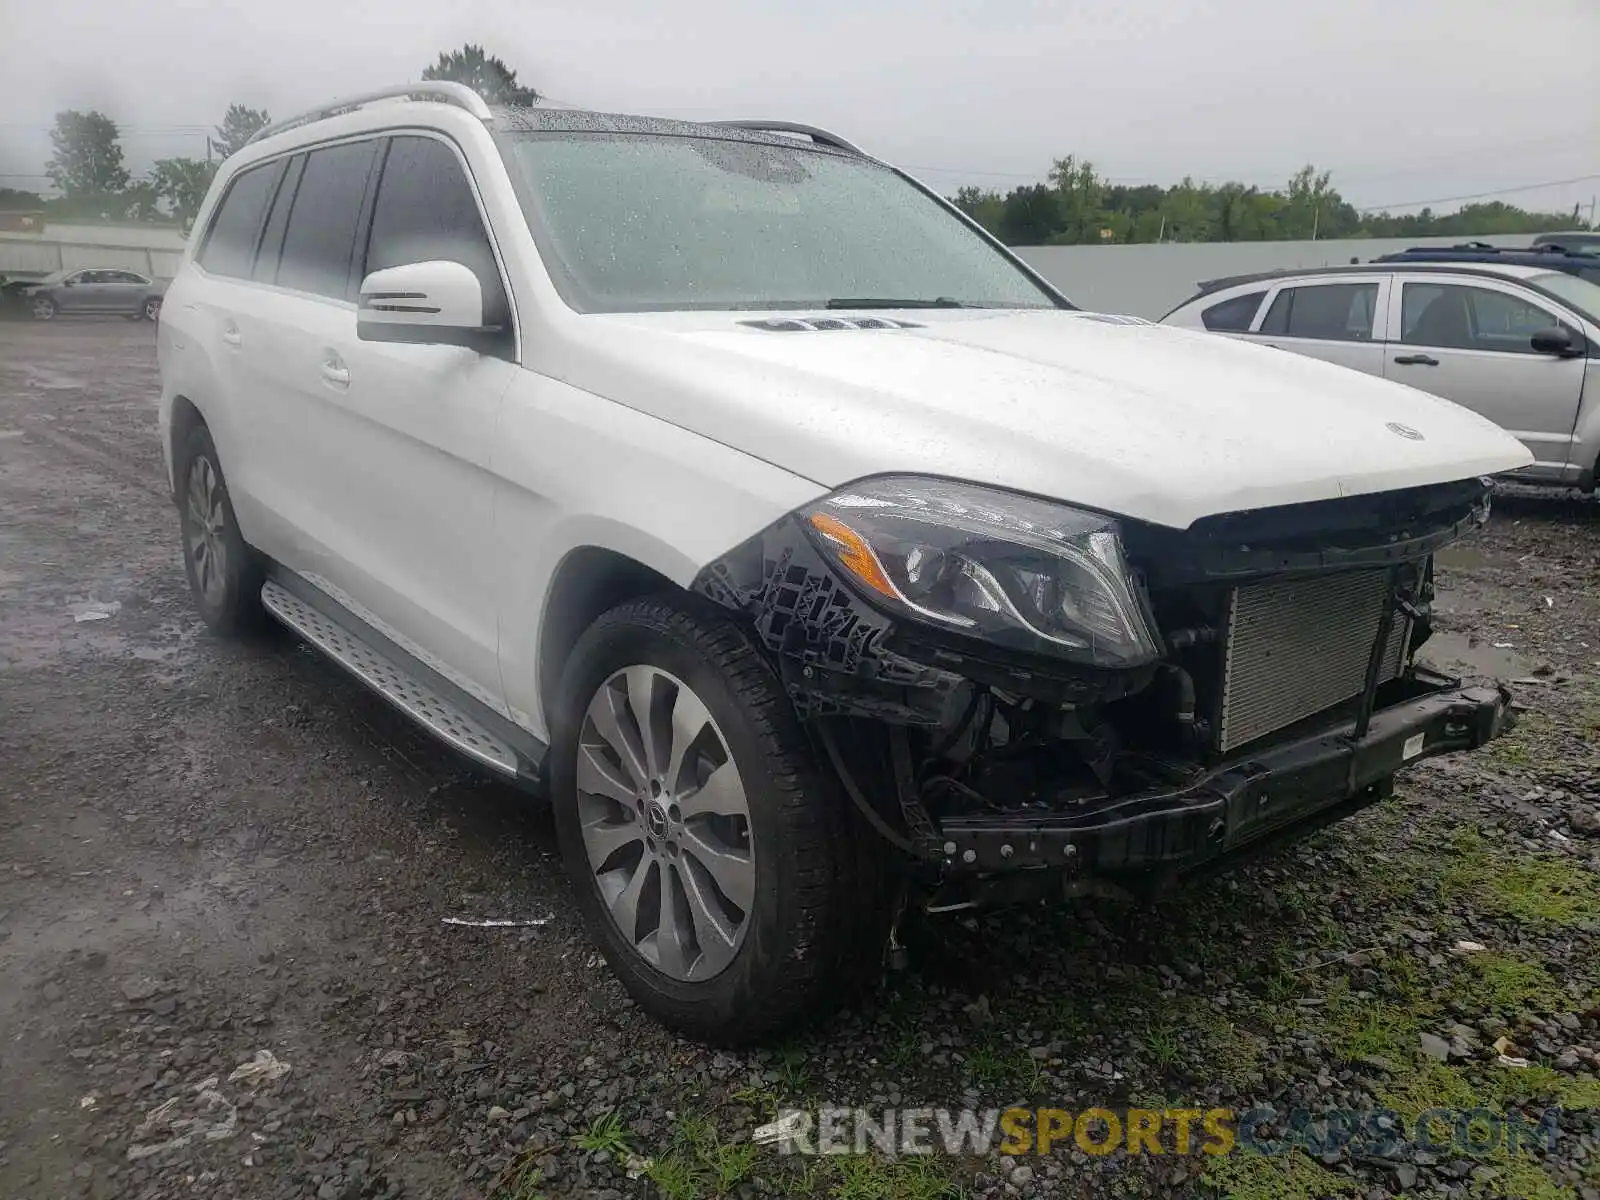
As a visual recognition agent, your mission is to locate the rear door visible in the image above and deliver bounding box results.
[1382,274,1586,477]
[235,138,381,577]
[1242,276,1390,375]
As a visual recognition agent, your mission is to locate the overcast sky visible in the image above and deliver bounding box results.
[2,0,1596,217]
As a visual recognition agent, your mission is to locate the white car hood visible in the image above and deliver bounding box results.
[565,309,1532,530]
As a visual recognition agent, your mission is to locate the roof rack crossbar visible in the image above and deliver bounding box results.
[246,81,492,148]
[709,120,865,155]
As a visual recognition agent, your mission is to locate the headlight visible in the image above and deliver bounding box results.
[802,476,1161,668]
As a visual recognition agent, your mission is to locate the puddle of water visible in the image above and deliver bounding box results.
[1417,629,1531,680]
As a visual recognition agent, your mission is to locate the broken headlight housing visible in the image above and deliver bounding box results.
[802,476,1161,668]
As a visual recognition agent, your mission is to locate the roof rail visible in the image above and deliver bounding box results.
[709,120,865,156]
[246,81,492,148]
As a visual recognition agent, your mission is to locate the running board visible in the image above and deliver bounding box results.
[260,578,537,780]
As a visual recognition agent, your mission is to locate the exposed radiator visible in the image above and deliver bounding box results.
[1218,570,1410,753]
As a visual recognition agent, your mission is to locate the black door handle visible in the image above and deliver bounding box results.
[1393,353,1439,366]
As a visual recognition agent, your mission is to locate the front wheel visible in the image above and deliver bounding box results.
[550,595,880,1044]
[30,296,56,321]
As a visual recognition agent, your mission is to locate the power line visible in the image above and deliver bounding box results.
[1355,173,1600,212]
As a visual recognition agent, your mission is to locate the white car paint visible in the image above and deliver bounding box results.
[159,96,1532,741]
[1161,263,1597,487]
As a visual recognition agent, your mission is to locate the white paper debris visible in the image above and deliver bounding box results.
[227,1049,291,1089]
[442,917,550,928]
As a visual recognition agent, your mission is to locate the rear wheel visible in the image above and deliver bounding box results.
[178,425,267,635]
[550,595,880,1044]
[143,296,162,321]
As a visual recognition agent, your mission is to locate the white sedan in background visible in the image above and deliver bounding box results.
[1161,262,1600,491]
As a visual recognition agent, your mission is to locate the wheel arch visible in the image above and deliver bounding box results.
[535,543,683,729]
[166,394,208,499]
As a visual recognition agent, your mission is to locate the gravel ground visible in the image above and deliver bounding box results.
[1,320,1597,1200]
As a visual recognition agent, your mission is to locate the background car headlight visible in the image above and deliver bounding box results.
[802,476,1161,668]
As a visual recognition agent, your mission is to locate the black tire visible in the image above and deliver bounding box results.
[30,296,57,321]
[549,594,883,1045]
[177,424,268,636]
[143,296,162,322]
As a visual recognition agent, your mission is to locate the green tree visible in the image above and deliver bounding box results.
[0,187,44,210]
[151,157,218,224]
[119,181,163,222]
[45,110,130,199]
[422,44,540,105]
[1046,155,1107,244]
[213,104,271,159]
[952,186,1005,235]
[998,184,1063,245]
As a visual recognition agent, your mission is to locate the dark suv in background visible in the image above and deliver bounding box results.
[1376,240,1600,284]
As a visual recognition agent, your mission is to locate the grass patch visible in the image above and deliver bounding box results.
[1454,953,1561,1012]
[1320,978,1431,1065]
[1200,1148,1359,1199]
[1438,829,1600,925]
[572,1109,633,1157]
[963,1038,1043,1097]
[645,1112,758,1200]
[827,1153,964,1200]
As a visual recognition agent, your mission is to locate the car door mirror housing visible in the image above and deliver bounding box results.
[357,261,500,352]
[1529,327,1581,357]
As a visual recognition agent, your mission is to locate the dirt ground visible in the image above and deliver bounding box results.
[1,320,1597,1200]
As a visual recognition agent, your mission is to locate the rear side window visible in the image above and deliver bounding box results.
[277,141,379,301]
[1259,282,1378,341]
[253,155,306,284]
[363,135,509,328]
[1200,290,1265,331]
[198,161,285,279]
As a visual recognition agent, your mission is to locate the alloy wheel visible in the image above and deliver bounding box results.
[186,455,229,606]
[576,666,755,981]
[31,297,54,320]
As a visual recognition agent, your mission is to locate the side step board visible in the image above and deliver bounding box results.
[260,578,540,781]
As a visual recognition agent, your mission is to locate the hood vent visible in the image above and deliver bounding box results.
[740,316,923,332]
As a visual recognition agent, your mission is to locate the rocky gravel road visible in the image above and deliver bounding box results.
[2,321,1597,1200]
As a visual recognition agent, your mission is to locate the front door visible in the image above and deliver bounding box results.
[1383,276,1587,478]
[245,133,517,718]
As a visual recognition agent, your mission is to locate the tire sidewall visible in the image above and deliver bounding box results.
[550,605,820,1024]
[177,426,259,632]
[31,297,56,320]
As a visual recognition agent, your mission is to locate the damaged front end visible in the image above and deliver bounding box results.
[691,475,1514,909]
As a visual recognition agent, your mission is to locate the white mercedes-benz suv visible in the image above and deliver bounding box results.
[159,82,1531,1044]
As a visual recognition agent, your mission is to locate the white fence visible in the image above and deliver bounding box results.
[0,222,188,282]
[0,220,1544,317]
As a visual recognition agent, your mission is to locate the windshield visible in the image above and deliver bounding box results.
[1531,271,1600,322]
[502,133,1066,313]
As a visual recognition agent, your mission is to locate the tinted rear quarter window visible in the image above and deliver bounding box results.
[1200,290,1265,331]
[254,155,306,284]
[277,141,379,301]
[1259,282,1377,341]
[363,135,508,328]
[198,161,285,279]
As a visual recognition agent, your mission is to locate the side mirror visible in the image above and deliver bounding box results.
[357,261,500,352]
[63,278,76,287]
[1530,327,1582,357]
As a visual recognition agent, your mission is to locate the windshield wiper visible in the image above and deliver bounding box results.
[823,296,972,310]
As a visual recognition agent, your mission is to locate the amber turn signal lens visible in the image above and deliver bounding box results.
[807,511,898,598]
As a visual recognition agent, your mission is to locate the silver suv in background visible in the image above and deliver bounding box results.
[1161,262,1600,491]
[19,268,166,321]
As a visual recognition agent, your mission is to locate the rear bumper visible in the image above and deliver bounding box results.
[936,674,1513,877]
